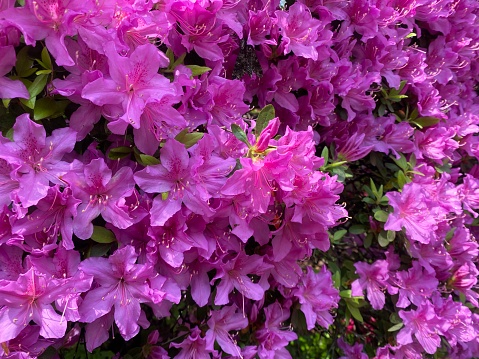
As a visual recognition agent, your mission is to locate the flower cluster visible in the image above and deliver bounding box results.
[0,0,478,358]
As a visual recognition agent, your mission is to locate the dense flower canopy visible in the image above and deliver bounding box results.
[0,0,478,358]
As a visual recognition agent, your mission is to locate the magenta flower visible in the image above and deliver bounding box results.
[134,139,213,226]
[397,300,443,354]
[394,261,438,308]
[171,327,213,359]
[292,267,339,330]
[12,185,80,250]
[81,43,173,134]
[256,302,298,359]
[205,305,248,356]
[0,45,29,99]
[0,267,90,342]
[213,252,267,305]
[79,246,167,341]
[384,183,438,244]
[63,158,135,239]
[0,114,76,207]
[351,260,390,310]
[275,2,323,60]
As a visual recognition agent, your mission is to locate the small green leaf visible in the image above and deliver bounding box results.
[231,124,251,147]
[364,232,373,248]
[171,53,186,69]
[108,146,133,160]
[321,146,329,164]
[90,243,112,257]
[411,116,440,129]
[27,74,48,99]
[340,290,352,298]
[388,322,404,332]
[349,225,366,234]
[378,231,390,247]
[397,170,408,188]
[166,48,175,66]
[185,65,211,77]
[333,229,347,242]
[41,46,53,70]
[392,154,408,171]
[15,46,37,77]
[332,269,341,289]
[370,179,378,197]
[346,302,363,322]
[91,226,116,243]
[161,192,169,201]
[138,154,160,166]
[2,98,11,108]
[374,210,389,222]
[387,230,396,242]
[20,96,36,109]
[175,130,204,148]
[35,69,52,75]
[405,32,416,39]
[33,98,69,120]
[255,104,275,136]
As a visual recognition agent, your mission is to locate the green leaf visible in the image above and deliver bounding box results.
[161,192,169,201]
[89,243,112,257]
[364,232,373,248]
[2,98,11,108]
[411,116,440,129]
[20,96,36,109]
[320,146,329,165]
[185,65,211,76]
[405,32,416,38]
[333,229,347,242]
[171,53,186,69]
[166,48,175,66]
[35,69,52,75]
[340,290,352,298]
[397,170,408,188]
[388,322,404,332]
[346,302,363,322]
[175,130,204,148]
[370,178,378,198]
[374,210,389,222]
[91,226,116,243]
[231,124,251,147]
[29,74,48,98]
[138,154,160,166]
[378,231,390,247]
[15,46,37,77]
[108,146,133,160]
[33,98,69,120]
[41,46,53,70]
[332,269,341,289]
[255,104,275,136]
[392,154,408,171]
[387,230,396,242]
[349,225,366,234]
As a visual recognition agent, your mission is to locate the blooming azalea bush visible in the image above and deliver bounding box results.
[0,0,479,358]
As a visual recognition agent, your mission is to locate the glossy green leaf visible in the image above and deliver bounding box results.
[175,129,204,148]
[91,226,116,243]
[255,104,275,136]
[138,154,160,166]
[374,210,389,222]
[411,116,440,129]
[231,124,251,147]
[33,98,69,120]
[185,65,211,76]
[15,46,37,77]
[388,323,404,332]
